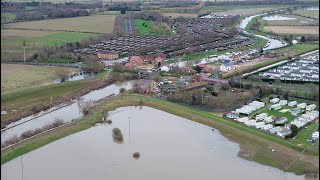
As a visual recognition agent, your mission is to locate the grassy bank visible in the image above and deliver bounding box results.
[2,94,318,175]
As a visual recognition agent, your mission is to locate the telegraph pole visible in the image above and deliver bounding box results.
[21,157,24,180]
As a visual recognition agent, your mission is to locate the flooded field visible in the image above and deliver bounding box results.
[262,15,297,21]
[1,106,305,180]
[1,81,134,143]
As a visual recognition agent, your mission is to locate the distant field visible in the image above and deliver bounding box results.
[263,15,318,26]
[202,5,293,16]
[1,29,96,61]
[1,64,78,93]
[4,15,116,33]
[264,25,319,35]
[293,9,319,19]
[162,13,199,18]
[1,13,16,24]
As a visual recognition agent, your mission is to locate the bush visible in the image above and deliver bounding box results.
[119,88,126,93]
[112,128,123,143]
[133,152,140,159]
[106,119,112,124]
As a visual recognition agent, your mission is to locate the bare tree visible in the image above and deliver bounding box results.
[77,99,94,115]
[55,68,69,82]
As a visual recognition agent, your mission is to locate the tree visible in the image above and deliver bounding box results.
[55,68,69,82]
[77,99,94,115]
[300,36,306,43]
[284,91,289,100]
[22,39,27,62]
[290,124,299,137]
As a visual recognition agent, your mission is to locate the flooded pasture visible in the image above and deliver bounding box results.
[1,81,134,143]
[1,106,305,180]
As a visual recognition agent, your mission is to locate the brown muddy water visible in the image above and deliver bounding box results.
[1,106,306,180]
[1,81,134,143]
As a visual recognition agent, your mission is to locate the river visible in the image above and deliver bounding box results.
[1,106,305,180]
[237,12,288,51]
[1,81,134,143]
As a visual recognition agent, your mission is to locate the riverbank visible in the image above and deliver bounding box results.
[1,94,318,177]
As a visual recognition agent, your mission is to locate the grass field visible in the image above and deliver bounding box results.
[293,9,319,19]
[1,29,96,61]
[273,43,319,55]
[4,15,116,33]
[1,94,318,175]
[265,25,319,35]
[1,13,16,24]
[1,64,78,93]
[136,19,154,35]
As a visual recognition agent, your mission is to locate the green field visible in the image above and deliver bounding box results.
[1,13,16,24]
[136,19,154,35]
[1,29,96,61]
[293,8,319,19]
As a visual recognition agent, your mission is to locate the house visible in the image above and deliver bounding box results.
[153,56,165,67]
[191,74,203,82]
[269,126,282,134]
[160,65,170,72]
[270,98,280,104]
[306,104,317,111]
[264,116,274,124]
[179,67,195,75]
[236,117,249,123]
[220,59,236,72]
[275,117,288,125]
[288,101,297,107]
[279,100,288,106]
[226,111,239,119]
[277,128,292,138]
[262,124,273,131]
[129,56,144,66]
[270,103,281,110]
[137,80,157,94]
[256,113,268,121]
[290,108,301,116]
[255,122,265,129]
[97,50,119,60]
[297,103,307,109]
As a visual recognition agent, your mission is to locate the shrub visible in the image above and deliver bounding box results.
[107,119,112,124]
[112,128,123,143]
[133,152,140,159]
[119,88,126,93]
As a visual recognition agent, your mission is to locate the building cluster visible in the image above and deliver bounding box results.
[259,56,319,82]
[226,98,318,139]
[173,15,239,35]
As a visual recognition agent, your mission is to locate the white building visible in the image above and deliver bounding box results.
[279,100,288,106]
[255,122,265,129]
[270,103,281,110]
[262,124,273,131]
[306,104,316,111]
[297,103,307,109]
[270,98,280,104]
[288,101,297,107]
[237,117,249,123]
[220,63,236,72]
[270,126,282,134]
[277,128,292,138]
[264,116,274,124]
[160,65,170,72]
[256,113,268,121]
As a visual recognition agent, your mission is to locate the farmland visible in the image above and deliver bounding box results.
[162,13,199,18]
[262,15,318,26]
[1,13,16,24]
[1,29,96,61]
[4,15,116,33]
[1,64,78,93]
[264,26,319,35]
[293,9,319,19]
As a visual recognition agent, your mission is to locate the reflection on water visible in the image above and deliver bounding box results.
[1,81,134,143]
[53,72,97,83]
[1,107,305,180]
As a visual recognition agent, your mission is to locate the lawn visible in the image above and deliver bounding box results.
[4,15,116,33]
[135,19,154,35]
[1,63,79,93]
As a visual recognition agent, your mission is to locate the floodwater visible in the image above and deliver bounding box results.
[262,15,297,21]
[1,81,134,143]
[1,106,305,180]
[307,7,319,11]
[53,72,97,83]
[237,13,287,50]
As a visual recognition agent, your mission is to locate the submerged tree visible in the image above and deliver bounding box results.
[112,128,123,143]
